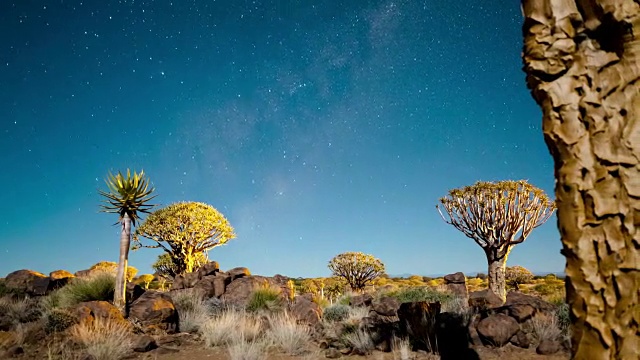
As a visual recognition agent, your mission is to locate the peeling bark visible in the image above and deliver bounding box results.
[521,0,640,358]
[487,255,508,301]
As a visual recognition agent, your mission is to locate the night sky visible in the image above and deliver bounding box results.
[0,0,562,278]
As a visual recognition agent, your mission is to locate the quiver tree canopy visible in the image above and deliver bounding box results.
[328,251,385,292]
[437,180,555,259]
[134,201,236,274]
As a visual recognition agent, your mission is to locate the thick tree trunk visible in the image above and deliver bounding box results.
[521,1,640,358]
[487,255,508,302]
[114,213,131,313]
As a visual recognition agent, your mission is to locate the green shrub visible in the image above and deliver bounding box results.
[337,294,352,306]
[323,304,351,322]
[246,287,283,312]
[44,308,77,334]
[533,283,561,296]
[387,287,453,304]
[556,303,570,333]
[56,272,115,308]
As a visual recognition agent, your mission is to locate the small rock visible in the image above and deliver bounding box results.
[6,345,24,357]
[443,272,466,284]
[509,330,531,348]
[318,340,329,349]
[339,347,353,355]
[132,334,158,352]
[325,348,342,358]
[536,339,561,355]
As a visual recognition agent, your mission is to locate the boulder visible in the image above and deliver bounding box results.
[126,282,146,304]
[4,269,48,296]
[227,267,251,281]
[509,329,531,349]
[397,301,440,352]
[507,303,536,322]
[476,313,519,347]
[48,270,74,291]
[371,296,400,317]
[220,275,287,308]
[197,261,220,277]
[129,291,178,333]
[289,294,322,325]
[75,301,129,328]
[350,293,373,307]
[443,272,468,298]
[505,291,556,315]
[132,334,158,352]
[468,290,504,310]
[436,312,480,359]
[536,339,561,355]
[194,273,228,298]
[171,272,200,290]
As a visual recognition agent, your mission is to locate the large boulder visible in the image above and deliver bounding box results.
[4,269,49,296]
[288,294,322,325]
[48,270,74,291]
[397,301,440,352]
[75,301,129,328]
[476,313,519,347]
[350,293,373,307]
[129,291,178,334]
[170,261,221,291]
[443,272,468,298]
[468,290,504,310]
[227,267,251,281]
[220,275,288,308]
[504,291,557,315]
[194,273,228,298]
[371,296,400,317]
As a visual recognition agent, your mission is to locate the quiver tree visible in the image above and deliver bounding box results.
[151,252,209,279]
[134,202,236,275]
[521,1,640,357]
[98,169,155,312]
[328,252,385,292]
[505,265,534,290]
[437,180,555,302]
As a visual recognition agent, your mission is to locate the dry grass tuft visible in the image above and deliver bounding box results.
[344,328,374,354]
[392,336,412,360]
[264,312,310,355]
[201,309,262,347]
[227,336,267,360]
[530,312,562,344]
[69,316,133,360]
[170,289,210,333]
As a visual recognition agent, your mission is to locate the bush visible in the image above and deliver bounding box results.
[56,272,115,308]
[0,296,41,325]
[387,287,453,304]
[323,304,351,322]
[246,287,283,313]
[556,303,570,333]
[44,308,77,334]
[70,316,133,360]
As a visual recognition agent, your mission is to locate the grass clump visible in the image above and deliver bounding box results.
[201,310,262,347]
[228,336,267,360]
[246,287,283,313]
[70,316,133,360]
[323,304,351,322]
[44,308,77,334]
[170,289,210,333]
[344,329,374,355]
[264,312,311,355]
[0,296,41,325]
[56,272,115,308]
[530,313,562,344]
[387,286,453,304]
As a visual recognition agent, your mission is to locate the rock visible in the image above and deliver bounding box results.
[126,282,146,304]
[468,290,504,310]
[443,272,468,298]
[435,312,479,359]
[476,313,519,347]
[48,270,74,291]
[507,304,536,322]
[194,273,228,298]
[4,269,48,296]
[350,293,373,307]
[289,295,322,325]
[132,334,158,352]
[325,348,342,358]
[509,329,531,348]
[4,345,24,357]
[171,272,201,290]
[397,301,440,352]
[197,261,220,277]
[536,339,561,355]
[371,296,400,316]
[75,301,129,328]
[129,291,179,333]
[227,267,251,281]
[318,340,329,349]
[505,292,556,315]
[220,276,286,308]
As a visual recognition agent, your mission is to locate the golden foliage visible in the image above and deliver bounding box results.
[328,252,385,291]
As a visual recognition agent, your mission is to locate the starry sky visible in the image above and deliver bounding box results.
[0,0,563,279]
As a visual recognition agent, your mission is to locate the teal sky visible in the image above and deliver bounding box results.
[0,0,563,278]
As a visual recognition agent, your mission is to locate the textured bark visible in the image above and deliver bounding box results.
[114,213,132,313]
[487,255,508,302]
[521,1,640,358]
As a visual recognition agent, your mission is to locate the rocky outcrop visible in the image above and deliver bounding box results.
[220,275,289,308]
[129,291,178,334]
[443,272,468,298]
[4,269,49,296]
[468,289,504,310]
[288,294,322,325]
[75,301,130,329]
[397,301,441,352]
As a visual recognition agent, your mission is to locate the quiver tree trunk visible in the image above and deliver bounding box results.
[521,1,640,358]
[487,254,508,302]
[114,213,132,312]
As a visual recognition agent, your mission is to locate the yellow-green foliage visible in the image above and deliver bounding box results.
[89,261,138,282]
[136,274,155,289]
[246,287,283,312]
[98,169,156,226]
[505,265,534,286]
[328,252,385,291]
[134,202,236,274]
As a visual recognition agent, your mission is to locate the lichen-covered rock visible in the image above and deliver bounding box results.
[4,269,48,296]
[129,291,178,333]
[75,301,128,328]
[227,267,251,281]
[289,294,322,325]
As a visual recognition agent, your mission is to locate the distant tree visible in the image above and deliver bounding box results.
[475,273,487,280]
[98,169,156,312]
[505,265,534,290]
[328,252,385,292]
[324,277,347,304]
[437,180,555,303]
[137,274,155,289]
[134,202,236,275]
[151,252,209,279]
